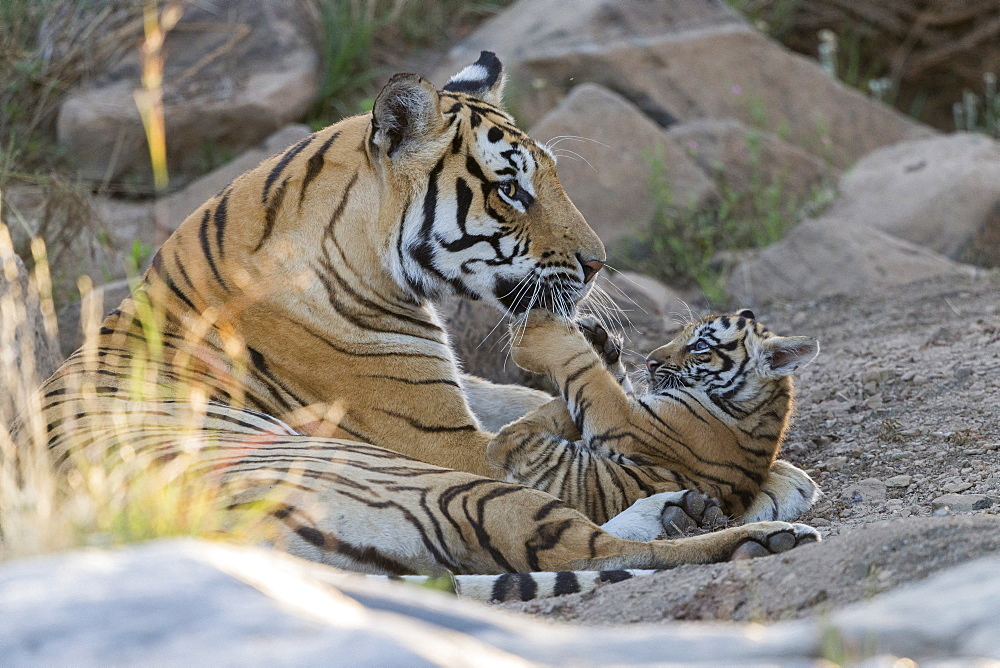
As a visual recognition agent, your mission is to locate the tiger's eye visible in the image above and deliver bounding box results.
[500,182,518,199]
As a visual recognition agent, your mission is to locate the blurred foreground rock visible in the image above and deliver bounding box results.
[4,538,1000,664]
[57,1,318,190]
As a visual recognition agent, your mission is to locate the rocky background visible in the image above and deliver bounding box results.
[2,0,1000,663]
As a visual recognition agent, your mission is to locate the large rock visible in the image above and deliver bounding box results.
[725,216,975,304]
[438,0,747,86]
[4,539,1000,663]
[666,118,836,206]
[0,246,63,428]
[530,84,717,245]
[439,1,931,168]
[1,184,127,309]
[57,1,318,190]
[836,133,1000,266]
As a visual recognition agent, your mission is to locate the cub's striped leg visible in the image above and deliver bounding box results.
[487,397,687,524]
[213,432,818,576]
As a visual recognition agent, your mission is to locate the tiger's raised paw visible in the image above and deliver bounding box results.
[729,523,820,560]
[659,489,727,537]
[601,490,727,542]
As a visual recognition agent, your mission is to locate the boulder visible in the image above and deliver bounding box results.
[440,0,931,168]
[836,133,1000,266]
[57,1,318,190]
[1,184,127,309]
[666,118,836,206]
[529,84,717,245]
[725,216,975,304]
[437,0,747,90]
[0,247,63,428]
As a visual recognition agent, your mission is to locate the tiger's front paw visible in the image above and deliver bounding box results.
[729,523,820,560]
[509,309,579,374]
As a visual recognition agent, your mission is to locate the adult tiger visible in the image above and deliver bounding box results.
[35,52,818,590]
[488,310,821,526]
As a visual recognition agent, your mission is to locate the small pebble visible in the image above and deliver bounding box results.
[886,475,912,488]
[942,481,973,493]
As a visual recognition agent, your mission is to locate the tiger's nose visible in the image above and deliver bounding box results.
[577,255,604,283]
[645,359,661,374]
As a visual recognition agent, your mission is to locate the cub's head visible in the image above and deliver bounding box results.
[644,309,819,399]
[370,52,605,319]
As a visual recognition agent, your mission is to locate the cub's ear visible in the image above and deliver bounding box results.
[758,336,819,377]
[371,73,443,158]
[443,51,505,107]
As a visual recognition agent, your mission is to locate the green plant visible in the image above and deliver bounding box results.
[613,137,828,305]
[953,73,1000,139]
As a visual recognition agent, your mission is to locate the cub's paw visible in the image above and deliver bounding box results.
[577,316,630,389]
[577,316,622,367]
[659,490,727,537]
[601,490,727,542]
[729,522,820,560]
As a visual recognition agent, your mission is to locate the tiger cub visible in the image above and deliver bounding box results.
[488,308,820,525]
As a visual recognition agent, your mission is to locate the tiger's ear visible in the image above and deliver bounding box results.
[372,73,443,158]
[443,51,506,107]
[758,336,819,377]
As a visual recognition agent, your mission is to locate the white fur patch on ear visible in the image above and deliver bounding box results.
[372,73,442,158]
[760,336,820,377]
[443,51,506,107]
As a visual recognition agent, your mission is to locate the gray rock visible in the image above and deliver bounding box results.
[837,134,1000,265]
[56,1,318,189]
[886,475,912,488]
[932,493,993,512]
[666,118,836,208]
[529,83,717,245]
[725,215,975,304]
[440,1,931,167]
[942,481,974,494]
[843,478,888,505]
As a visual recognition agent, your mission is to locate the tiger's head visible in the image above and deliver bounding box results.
[369,51,605,319]
[644,310,819,401]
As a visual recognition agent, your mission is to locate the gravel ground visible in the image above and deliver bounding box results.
[503,271,1000,623]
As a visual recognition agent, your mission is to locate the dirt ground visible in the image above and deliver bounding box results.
[504,270,1000,624]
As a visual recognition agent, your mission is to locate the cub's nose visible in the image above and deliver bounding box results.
[645,359,661,374]
[577,254,604,283]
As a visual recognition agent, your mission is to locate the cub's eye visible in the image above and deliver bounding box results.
[689,340,711,354]
[498,181,519,200]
